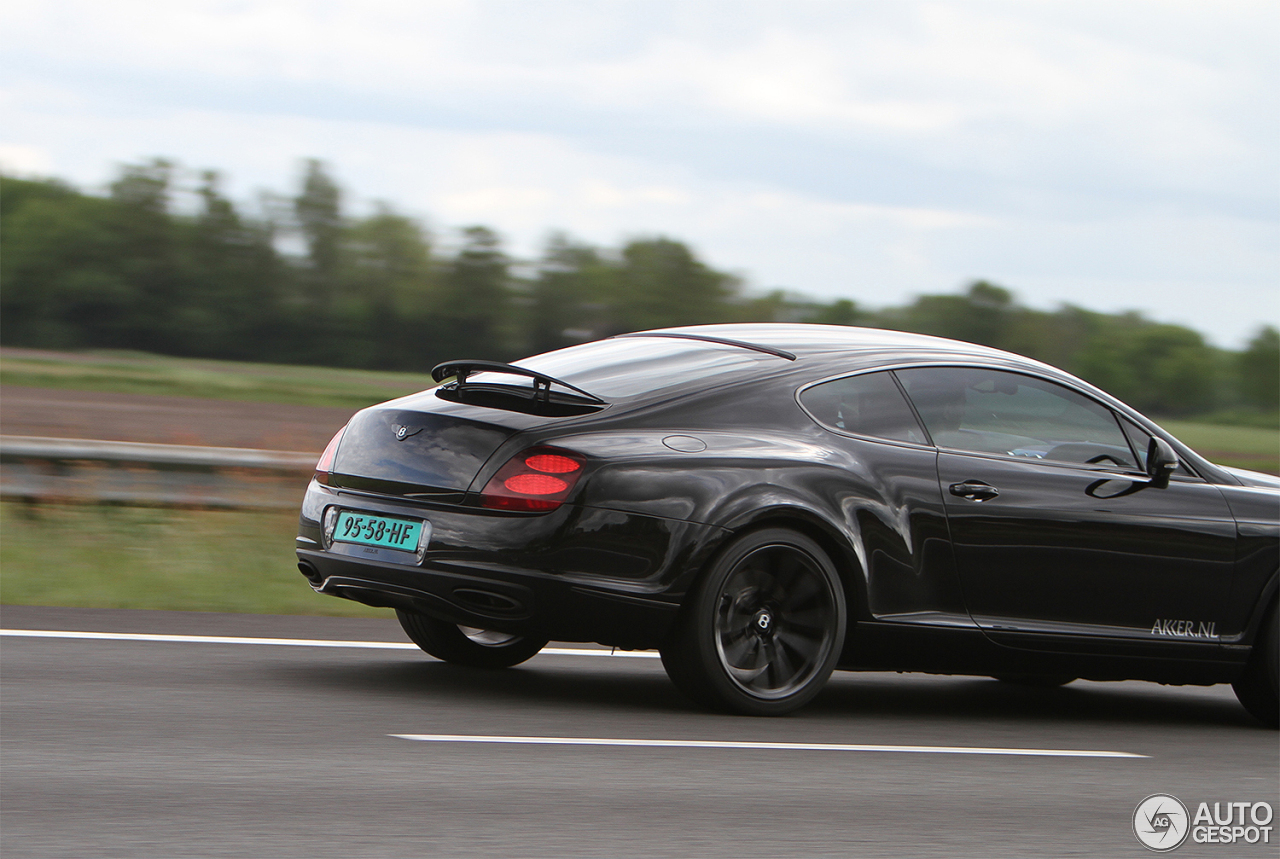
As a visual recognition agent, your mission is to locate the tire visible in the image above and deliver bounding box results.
[396,609,548,668]
[1233,601,1279,728]
[661,528,847,716]
[993,675,1077,688]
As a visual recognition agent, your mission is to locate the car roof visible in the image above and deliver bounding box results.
[519,322,1077,407]
[629,323,1104,402]
[528,323,1233,486]
[640,323,1021,362]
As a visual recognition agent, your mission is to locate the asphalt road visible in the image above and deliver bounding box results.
[3,606,1276,858]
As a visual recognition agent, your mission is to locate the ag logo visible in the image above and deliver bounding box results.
[1134,794,1190,851]
[392,425,422,441]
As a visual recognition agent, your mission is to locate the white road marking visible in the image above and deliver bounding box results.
[3,628,1149,759]
[0,628,659,658]
[546,647,658,659]
[2,629,418,649]
[390,733,1147,758]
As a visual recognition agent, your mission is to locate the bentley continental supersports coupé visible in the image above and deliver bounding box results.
[295,324,1278,723]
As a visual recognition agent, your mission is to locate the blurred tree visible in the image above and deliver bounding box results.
[810,297,863,326]
[177,170,283,359]
[1074,316,1221,415]
[1238,326,1280,411]
[527,234,616,353]
[0,180,131,348]
[884,280,1013,348]
[293,159,343,316]
[734,289,792,324]
[612,238,738,332]
[435,226,511,361]
[106,159,182,352]
[2,160,1270,423]
[340,205,439,368]
[0,175,77,222]
[1004,304,1095,373]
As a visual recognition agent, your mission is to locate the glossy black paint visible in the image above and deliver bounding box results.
[1217,472,1280,641]
[297,324,1278,683]
[332,398,534,493]
[936,452,1237,647]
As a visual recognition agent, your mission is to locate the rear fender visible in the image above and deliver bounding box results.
[525,429,841,520]
[666,499,867,664]
[694,492,868,617]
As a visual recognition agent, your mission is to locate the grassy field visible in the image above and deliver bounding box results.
[0,348,424,615]
[0,347,435,410]
[1158,419,1279,475]
[0,502,384,617]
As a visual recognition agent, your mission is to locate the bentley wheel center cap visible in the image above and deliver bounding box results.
[754,610,773,634]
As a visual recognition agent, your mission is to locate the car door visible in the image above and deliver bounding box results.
[894,366,1237,652]
[797,370,969,628]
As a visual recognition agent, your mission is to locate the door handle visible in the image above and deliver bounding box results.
[949,480,999,501]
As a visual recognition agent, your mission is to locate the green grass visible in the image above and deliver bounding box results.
[0,502,386,616]
[1157,419,1279,475]
[0,348,435,410]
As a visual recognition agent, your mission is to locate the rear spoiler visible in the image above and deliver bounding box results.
[431,360,607,413]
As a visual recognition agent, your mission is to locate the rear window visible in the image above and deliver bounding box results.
[484,337,778,399]
[799,371,926,444]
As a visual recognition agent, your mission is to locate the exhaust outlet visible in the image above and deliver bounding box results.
[297,561,323,584]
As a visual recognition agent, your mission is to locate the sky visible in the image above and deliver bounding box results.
[2,0,1276,348]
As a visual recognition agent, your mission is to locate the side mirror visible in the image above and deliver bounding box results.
[1146,437,1180,488]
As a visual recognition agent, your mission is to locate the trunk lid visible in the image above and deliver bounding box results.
[330,395,542,499]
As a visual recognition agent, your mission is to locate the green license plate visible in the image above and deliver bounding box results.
[334,510,424,551]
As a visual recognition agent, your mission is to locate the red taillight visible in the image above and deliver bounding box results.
[314,425,347,483]
[503,473,568,495]
[524,454,580,474]
[481,447,585,511]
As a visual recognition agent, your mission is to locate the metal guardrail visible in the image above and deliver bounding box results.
[0,435,317,509]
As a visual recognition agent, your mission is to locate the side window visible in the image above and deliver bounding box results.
[895,367,1134,466]
[1119,416,1152,471]
[799,371,927,444]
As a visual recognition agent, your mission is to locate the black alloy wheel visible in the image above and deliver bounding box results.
[661,528,847,716]
[396,609,549,668]
[1233,601,1279,729]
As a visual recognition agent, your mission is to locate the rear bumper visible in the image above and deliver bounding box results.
[296,480,719,648]
[297,548,678,648]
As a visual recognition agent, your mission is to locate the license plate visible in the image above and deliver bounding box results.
[333,510,425,551]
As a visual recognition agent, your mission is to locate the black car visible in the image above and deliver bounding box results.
[295,324,1279,723]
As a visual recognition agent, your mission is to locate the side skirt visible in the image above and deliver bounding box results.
[842,620,1246,685]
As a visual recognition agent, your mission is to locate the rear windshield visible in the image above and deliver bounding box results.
[478,337,778,399]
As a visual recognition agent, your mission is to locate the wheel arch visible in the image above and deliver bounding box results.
[682,504,869,623]
[658,512,857,714]
[1240,570,1280,646]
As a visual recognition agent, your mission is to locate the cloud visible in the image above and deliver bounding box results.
[0,144,53,175]
[0,0,1275,345]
